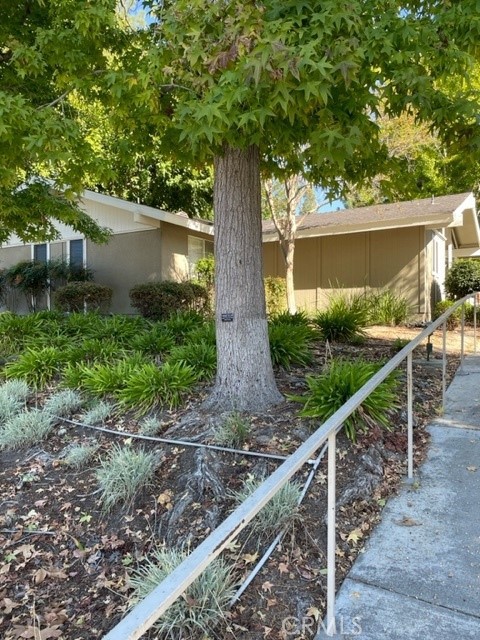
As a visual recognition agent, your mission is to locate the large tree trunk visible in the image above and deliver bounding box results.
[204,144,284,411]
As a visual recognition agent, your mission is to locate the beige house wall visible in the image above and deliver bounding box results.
[87,229,163,314]
[263,226,429,317]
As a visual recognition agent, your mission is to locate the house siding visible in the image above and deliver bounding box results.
[263,226,428,318]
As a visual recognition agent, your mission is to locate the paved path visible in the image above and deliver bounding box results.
[316,355,480,639]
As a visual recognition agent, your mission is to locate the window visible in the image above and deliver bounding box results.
[33,243,47,263]
[69,239,84,268]
[187,235,213,277]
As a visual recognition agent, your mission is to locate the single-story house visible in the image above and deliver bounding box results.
[263,192,480,320]
[0,190,213,314]
[1,190,478,319]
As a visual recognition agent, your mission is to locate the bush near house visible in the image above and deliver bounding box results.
[445,259,480,300]
[264,276,287,316]
[129,281,209,320]
[55,281,113,312]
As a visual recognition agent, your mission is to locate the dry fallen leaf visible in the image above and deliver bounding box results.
[394,516,422,527]
[346,528,363,544]
[466,465,478,472]
[242,552,259,565]
[261,580,274,593]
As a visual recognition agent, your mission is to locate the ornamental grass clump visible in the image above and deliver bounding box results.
[232,475,302,537]
[268,321,314,368]
[0,379,30,422]
[314,291,368,342]
[295,358,400,442]
[117,361,197,415]
[129,547,236,639]
[167,340,217,380]
[367,290,410,326]
[43,389,83,417]
[4,346,65,389]
[96,444,158,512]
[82,400,115,425]
[63,442,99,469]
[0,409,54,450]
[212,411,251,448]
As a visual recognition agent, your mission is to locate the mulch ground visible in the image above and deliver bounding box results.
[0,327,465,640]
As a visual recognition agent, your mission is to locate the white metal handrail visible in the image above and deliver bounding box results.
[103,292,478,640]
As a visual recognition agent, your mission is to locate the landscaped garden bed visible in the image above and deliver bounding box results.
[0,308,466,639]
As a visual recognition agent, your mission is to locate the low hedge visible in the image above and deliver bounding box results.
[55,281,113,312]
[129,281,209,320]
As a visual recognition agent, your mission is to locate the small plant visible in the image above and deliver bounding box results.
[73,356,147,396]
[0,409,54,450]
[54,281,113,312]
[314,291,368,342]
[0,379,30,422]
[433,299,460,330]
[168,340,217,380]
[43,389,83,417]
[129,281,209,320]
[268,322,313,368]
[392,337,410,353]
[128,547,235,638]
[294,358,400,442]
[63,442,99,468]
[131,326,175,356]
[213,412,251,448]
[66,338,124,364]
[231,475,302,537]
[367,290,410,326]
[96,444,158,511]
[264,276,287,316]
[82,401,115,425]
[138,416,162,436]
[117,362,197,415]
[4,346,65,389]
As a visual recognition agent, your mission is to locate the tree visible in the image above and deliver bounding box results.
[2,1,480,410]
[264,176,320,314]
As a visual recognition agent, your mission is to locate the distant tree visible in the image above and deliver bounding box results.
[264,177,321,314]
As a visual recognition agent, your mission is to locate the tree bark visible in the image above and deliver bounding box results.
[204,144,284,411]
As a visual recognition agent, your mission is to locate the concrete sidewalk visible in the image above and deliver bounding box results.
[316,355,480,639]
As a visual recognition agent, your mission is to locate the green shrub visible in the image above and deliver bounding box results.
[433,299,461,330]
[268,322,313,368]
[294,358,400,442]
[0,409,54,450]
[94,315,147,345]
[231,475,302,537]
[212,412,250,448]
[129,549,235,638]
[264,276,287,316]
[55,281,113,312]
[0,312,49,349]
[62,312,105,338]
[314,291,368,342]
[117,362,197,415]
[66,338,124,364]
[4,346,66,389]
[367,290,410,326]
[96,444,158,511]
[168,340,217,380]
[129,281,209,321]
[183,319,216,347]
[445,259,480,300]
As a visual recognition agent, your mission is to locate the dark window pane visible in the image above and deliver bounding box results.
[34,244,47,263]
[70,239,84,267]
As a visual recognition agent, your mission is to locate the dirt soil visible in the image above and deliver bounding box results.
[0,326,471,640]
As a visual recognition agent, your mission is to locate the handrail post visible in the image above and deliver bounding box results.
[407,352,413,480]
[460,303,465,373]
[442,321,447,412]
[326,430,337,636]
[474,293,477,355]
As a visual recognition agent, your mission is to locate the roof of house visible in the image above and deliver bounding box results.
[262,192,480,250]
[82,190,214,236]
